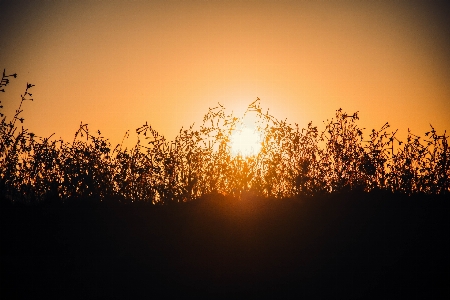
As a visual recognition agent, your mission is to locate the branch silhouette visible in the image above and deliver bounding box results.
[1,70,449,204]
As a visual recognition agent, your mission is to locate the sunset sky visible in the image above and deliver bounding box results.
[1,0,449,148]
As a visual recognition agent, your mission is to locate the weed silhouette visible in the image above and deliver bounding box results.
[0,70,448,204]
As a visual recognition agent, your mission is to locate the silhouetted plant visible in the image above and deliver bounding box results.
[1,69,449,205]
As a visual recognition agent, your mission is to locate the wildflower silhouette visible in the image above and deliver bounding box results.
[1,69,449,205]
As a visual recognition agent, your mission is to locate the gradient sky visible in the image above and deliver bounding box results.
[1,0,449,148]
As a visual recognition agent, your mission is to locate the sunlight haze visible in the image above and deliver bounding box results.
[1,0,449,148]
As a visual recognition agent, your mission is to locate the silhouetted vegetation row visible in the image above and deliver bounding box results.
[1,70,449,204]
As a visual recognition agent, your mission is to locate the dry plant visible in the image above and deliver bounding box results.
[1,69,448,204]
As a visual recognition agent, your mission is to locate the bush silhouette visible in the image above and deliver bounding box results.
[0,69,449,204]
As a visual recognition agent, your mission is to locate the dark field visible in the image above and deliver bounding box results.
[1,192,449,299]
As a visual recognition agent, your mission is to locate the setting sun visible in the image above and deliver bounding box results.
[229,127,262,158]
[1,1,448,297]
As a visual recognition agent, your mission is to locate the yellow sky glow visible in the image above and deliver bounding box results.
[1,1,449,148]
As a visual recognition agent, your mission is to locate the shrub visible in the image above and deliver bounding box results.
[1,69,448,204]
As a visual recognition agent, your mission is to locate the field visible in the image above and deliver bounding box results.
[2,192,448,299]
[1,70,449,298]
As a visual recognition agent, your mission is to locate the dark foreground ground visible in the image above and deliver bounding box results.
[1,192,449,299]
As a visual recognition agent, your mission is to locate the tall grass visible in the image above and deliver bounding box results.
[1,69,448,204]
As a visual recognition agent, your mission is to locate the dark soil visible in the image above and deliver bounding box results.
[1,192,449,299]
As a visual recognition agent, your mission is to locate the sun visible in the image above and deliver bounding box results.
[229,127,262,158]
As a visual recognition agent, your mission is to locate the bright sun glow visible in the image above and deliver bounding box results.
[230,127,262,158]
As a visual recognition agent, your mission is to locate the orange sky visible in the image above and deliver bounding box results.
[1,0,449,148]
